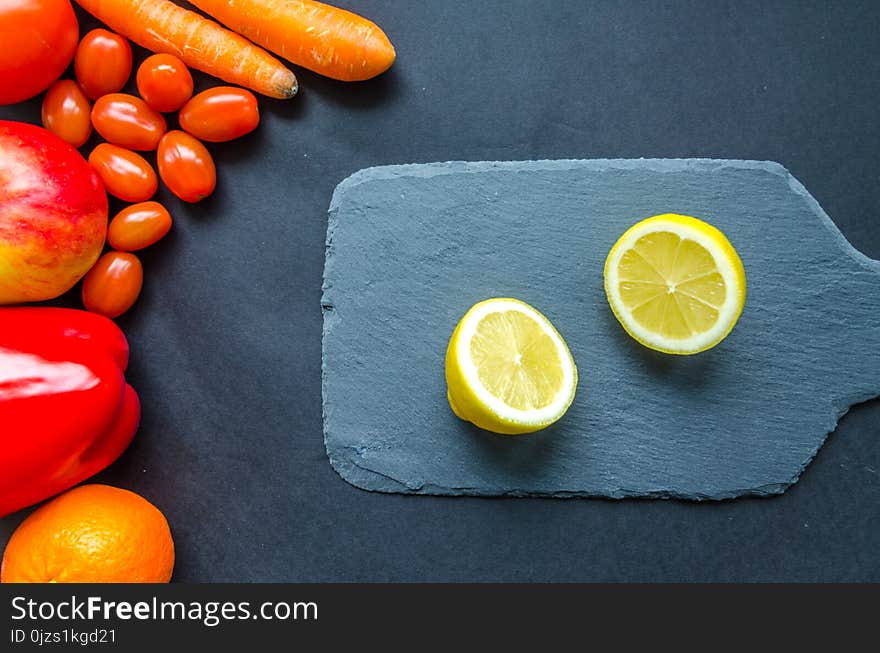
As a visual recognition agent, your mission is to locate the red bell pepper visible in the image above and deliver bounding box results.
[0,307,140,517]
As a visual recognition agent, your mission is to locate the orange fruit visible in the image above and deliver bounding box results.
[1,484,174,583]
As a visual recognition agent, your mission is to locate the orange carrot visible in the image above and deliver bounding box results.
[189,0,396,82]
[72,0,298,99]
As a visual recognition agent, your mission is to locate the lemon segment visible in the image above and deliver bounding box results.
[445,298,578,435]
[604,214,746,354]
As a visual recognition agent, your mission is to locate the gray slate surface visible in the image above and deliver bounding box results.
[322,159,880,500]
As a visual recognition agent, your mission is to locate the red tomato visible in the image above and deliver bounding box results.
[136,54,194,113]
[88,143,158,202]
[157,131,216,203]
[91,94,167,151]
[81,251,143,318]
[107,202,172,251]
[41,80,92,148]
[0,0,79,105]
[74,29,133,101]
[178,87,260,143]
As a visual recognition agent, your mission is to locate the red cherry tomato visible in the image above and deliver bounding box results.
[107,201,172,251]
[82,251,143,318]
[74,29,133,101]
[41,80,92,148]
[0,0,79,105]
[88,143,158,202]
[178,87,260,143]
[157,131,216,203]
[136,54,194,113]
[91,94,167,151]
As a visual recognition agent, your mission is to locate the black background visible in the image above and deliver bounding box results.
[1,0,878,582]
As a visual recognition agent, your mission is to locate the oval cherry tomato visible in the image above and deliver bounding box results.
[82,251,143,318]
[88,143,158,202]
[136,54,194,113]
[0,0,79,105]
[91,94,167,151]
[74,29,132,101]
[107,201,172,251]
[157,131,216,203]
[178,87,260,143]
[41,80,92,148]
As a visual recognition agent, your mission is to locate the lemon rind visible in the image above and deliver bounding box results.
[447,298,578,432]
[604,214,746,355]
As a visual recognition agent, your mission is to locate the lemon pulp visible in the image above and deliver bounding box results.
[471,310,564,411]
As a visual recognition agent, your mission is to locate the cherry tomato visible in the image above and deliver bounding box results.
[157,131,216,203]
[178,87,260,143]
[88,143,158,202]
[82,251,143,318]
[41,80,92,148]
[136,54,194,113]
[91,94,167,151]
[0,0,79,105]
[107,201,172,251]
[74,29,133,101]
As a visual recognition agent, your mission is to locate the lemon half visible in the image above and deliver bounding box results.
[445,298,578,434]
[604,214,746,355]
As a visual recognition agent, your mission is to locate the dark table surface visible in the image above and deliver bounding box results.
[2,0,878,582]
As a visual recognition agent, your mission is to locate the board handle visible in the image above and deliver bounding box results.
[832,258,880,403]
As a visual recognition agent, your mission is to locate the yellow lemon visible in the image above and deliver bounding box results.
[604,213,746,355]
[445,298,578,434]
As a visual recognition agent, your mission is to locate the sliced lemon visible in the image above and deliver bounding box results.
[604,214,746,354]
[445,298,578,435]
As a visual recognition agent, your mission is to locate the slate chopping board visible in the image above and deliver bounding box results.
[322,159,880,500]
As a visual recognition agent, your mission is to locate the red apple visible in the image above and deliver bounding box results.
[0,121,108,304]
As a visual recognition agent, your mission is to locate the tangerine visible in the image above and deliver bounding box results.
[1,484,174,583]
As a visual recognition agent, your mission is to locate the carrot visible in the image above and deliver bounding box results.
[189,0,396,82]
[72,0,298,99]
